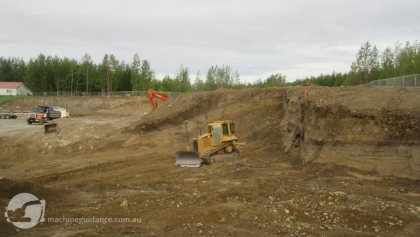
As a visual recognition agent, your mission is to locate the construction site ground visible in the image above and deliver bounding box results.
[0,87,420,237]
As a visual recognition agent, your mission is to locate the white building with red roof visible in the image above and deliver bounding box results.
[0,82,32,96]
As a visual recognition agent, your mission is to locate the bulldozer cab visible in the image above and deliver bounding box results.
[207,121,234,134]
[207,120,236,145]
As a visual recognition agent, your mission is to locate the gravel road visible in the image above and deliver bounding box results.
[0,117,41,136]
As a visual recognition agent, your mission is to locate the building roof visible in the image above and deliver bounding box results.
[0,82,23,89]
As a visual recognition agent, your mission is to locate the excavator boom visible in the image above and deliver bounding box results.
[153,91,168,101]
[148,89,168,109]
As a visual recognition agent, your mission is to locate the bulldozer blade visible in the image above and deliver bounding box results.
[44,123,59,134]
[174,150,201,168]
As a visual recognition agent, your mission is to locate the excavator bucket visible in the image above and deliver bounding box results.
[44,123,59,134]
[174,150,201,168]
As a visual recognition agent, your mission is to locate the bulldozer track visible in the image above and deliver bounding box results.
[203,143,240,164]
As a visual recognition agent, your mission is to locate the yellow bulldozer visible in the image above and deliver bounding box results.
[175,120,241,167]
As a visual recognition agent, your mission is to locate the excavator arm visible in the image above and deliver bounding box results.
[148,89,168,109]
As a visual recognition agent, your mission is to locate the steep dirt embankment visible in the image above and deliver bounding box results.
[283,87,420,179]
[112,86,420,179]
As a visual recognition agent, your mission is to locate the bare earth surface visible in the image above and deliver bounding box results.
[0,87,420,237]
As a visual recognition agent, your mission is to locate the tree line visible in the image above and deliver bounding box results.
[1,40,418,93]
[0,52,286,94]
[289,40,420,86]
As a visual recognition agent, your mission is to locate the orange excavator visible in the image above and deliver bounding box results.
[148,89,168,109]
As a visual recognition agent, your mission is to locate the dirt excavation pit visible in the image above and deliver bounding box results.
[0,86,420,237]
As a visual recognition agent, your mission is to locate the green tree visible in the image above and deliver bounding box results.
[24,54,53,92]
[97,54,110,95]
[380,47,395,78]
[205,66,217,91]
[52,56,62,95]
[0,57,10,82]
[204,65,240,90]
[119,63,132,91]
[264,73,286,87]
[0,57,26,82]
[174,64,191,92]
[395,41,418,75]
[111,59,125,91]
[159,75,175,91]
[68,59,79,95]
[63,57,80,94]
[414,41,420,74]
[108,54,118,94]
[97,54,121,95]
[192,70,204,91]
[114,61,133,91]
[131,53,141,91]
[349,41,379,84]
[139,60,154,91]
[80,53,95,95]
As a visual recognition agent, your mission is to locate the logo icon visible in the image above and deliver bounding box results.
[4,193,46,229]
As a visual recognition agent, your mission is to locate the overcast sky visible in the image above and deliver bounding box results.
[1,0,419,83]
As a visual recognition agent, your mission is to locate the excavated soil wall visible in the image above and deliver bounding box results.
[281,87,420,179]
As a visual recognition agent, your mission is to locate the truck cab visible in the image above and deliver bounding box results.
[26,106,61,124]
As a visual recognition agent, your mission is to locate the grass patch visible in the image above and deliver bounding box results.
[0,96,23,105]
